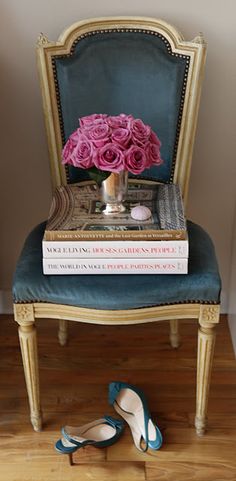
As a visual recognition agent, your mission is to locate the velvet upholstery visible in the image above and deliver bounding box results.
[13,221,221,310]
[54,32,188,184]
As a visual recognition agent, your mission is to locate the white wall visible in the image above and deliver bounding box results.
[1,0,236,313]
[229,201,236,354]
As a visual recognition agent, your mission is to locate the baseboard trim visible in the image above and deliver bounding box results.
[0,290,13,314]
[228,315,236,356]
[220,290,227,314]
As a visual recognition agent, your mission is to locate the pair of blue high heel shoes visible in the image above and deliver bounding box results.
[55,381,163,455]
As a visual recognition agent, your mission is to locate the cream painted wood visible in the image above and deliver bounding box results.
[36,16,206,206]
[58,319,68,346]
[13,304,42,432]
[195,304,220,436]
[169,319,180,348]
[32,302,200,324]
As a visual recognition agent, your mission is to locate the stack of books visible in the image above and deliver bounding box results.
[42,181,188,275]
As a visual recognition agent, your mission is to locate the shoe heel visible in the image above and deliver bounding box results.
[108,382,119,405]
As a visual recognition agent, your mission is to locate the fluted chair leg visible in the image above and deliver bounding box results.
[14,304,42,431]
[58,319,68,346]
[195,305,220,436]
[169,319,180,348]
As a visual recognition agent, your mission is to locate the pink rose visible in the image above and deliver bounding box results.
[125,145,148,174]
[111,128,131,149]
[62,115,163,176]
[149,131,161,148]
[146,143,163,167]
[131,118,151,146]
[108,113,134,129]
[79,113,108,129]
[94,143,125,172]
[70,129,81,146]
[71,135,94,169]
[62,138,75,165]
[86,122,111,148]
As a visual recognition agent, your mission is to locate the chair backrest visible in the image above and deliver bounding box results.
[37,17,206,205]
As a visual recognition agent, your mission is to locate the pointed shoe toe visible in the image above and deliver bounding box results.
[55,437,78,454]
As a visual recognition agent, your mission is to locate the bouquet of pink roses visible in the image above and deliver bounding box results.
[62,113,163,184]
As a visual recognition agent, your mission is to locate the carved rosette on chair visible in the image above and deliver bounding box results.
[100,171,128,214]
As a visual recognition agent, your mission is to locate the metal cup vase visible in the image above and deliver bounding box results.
[100,171,128,215]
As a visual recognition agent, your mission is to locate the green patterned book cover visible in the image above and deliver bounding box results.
[44,181,187,241]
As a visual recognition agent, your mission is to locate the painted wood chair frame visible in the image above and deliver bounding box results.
[13,17,220,436]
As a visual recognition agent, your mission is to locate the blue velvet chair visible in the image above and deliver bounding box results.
[13,17,221,435]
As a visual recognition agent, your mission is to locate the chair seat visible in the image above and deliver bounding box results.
[13,221,221,310]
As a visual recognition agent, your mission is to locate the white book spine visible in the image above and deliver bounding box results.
[42,239,189,259]
[43,258,188,275]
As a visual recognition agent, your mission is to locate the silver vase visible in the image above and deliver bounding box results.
[100,171,128,215]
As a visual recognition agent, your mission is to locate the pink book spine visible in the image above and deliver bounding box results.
[43,258,188,275]
[42,240,189,259]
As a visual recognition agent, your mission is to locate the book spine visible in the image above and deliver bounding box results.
[43,229,187,241]
[43,258,188,275]
[42,240,189,259]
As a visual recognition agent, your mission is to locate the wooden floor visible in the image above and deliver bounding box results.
[0,314,236,480]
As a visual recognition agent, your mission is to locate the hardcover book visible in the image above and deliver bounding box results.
[42,239,189,259]
[43,257,188,275]
[43,181,187,242]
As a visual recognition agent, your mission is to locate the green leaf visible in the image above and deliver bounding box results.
[87,167,111,186]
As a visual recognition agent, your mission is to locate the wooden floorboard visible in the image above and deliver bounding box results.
[0,314,236,480]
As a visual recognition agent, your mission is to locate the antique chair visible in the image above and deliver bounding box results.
[13,17,221,435]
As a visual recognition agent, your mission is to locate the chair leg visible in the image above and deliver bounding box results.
[14,304,42,431]
[169,319,180,348]
[195,304,220,436]
[58,319,68,346]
